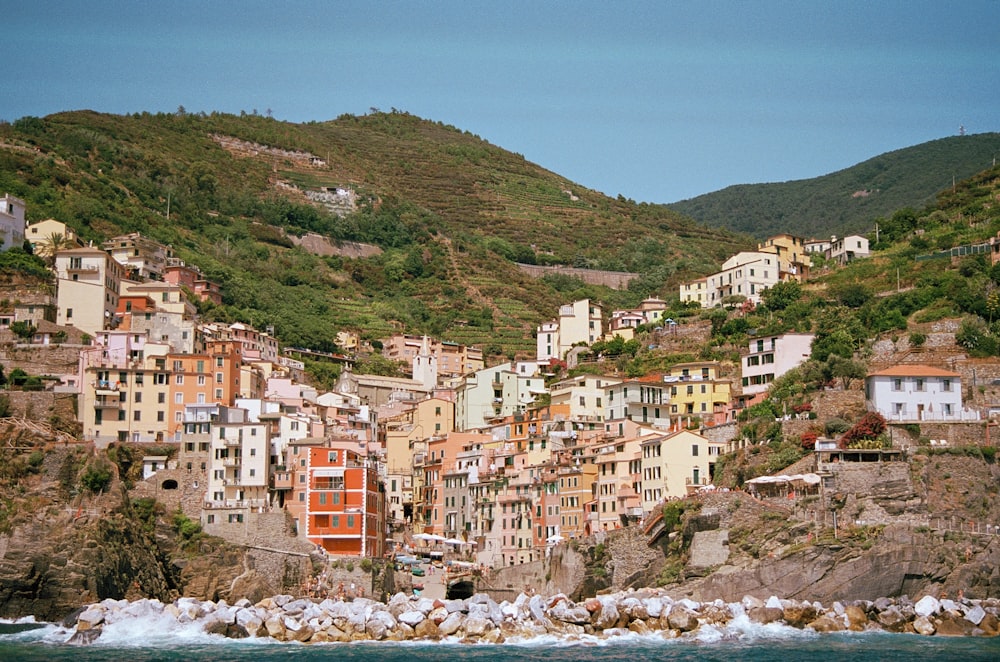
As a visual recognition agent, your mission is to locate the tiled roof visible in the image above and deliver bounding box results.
[867,364,960,378]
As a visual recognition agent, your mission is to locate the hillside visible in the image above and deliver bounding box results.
[0,110,749,356]
[668,133,1000,240]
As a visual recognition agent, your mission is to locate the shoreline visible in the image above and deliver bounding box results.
[60,588,1000,645]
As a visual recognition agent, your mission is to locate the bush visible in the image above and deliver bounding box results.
[173,511,202,540]
[80,461,113,493]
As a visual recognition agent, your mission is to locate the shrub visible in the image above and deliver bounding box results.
[800,431,818,450]
[173,511,202,540]
[80,462,112,493]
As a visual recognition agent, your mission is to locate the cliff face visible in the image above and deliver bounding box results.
[0,447,292,621]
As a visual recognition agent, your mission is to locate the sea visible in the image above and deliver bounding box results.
[3,616,1000,662]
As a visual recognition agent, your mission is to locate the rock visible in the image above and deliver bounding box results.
[76,607,105,630]
[912,615,936,635]
[628,619,651,635]
[782,601,818,628]
[979,613,999,635]
[748,606,784,625]
[845,604,868,631]
[667,606,700,632]
[414,618,441,639]
[934,613,973,636]
[204,620,230,636]
[528,595,552,626]
[876,606,908,632]
[264,615,285,639]
[807,615,845,632]
[550,601,591,625]
[463,614,491,637]
[594,600,620,630]
[67,627,102,645]
[914,595,940,618]
[964,604,986,626]
[398,610,425,627]
[765,595,784,610]
[438,611,464,636]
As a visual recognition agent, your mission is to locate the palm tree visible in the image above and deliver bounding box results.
[35,232,73,266]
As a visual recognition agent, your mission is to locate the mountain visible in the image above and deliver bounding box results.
[0,110,749,356]
[668,133,1000,240]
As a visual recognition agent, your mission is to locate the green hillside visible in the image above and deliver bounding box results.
[668,133,1000,240]
[0,110,748,355]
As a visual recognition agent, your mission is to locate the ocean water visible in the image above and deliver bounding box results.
[3,618,1000,662]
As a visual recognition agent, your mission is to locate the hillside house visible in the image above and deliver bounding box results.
[0,194,26,252]
[865,364,979,422]
[740,333,815,400]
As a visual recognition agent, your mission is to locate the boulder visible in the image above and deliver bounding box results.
[807,615,844,632]
[398,610,426,627]
[438,611,464,636]
[934,613,974,636]
[748,606,783,625]
[414,618,441,639]
[782,601,818,628]
[667,606,700,632]
[914,595,940,618]
[964,604,986,626]
[845,604,868,631]
[912,615,936,636]
[876,606,908,632]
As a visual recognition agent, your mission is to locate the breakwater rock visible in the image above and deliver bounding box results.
[65,589,1000,644]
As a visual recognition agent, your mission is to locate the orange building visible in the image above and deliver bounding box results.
[303,447,385,557]
[166,341,242,434]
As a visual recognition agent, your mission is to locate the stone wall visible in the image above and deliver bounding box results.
[130,466,206,520]
[201,510,314,555]
[2,389,76,422]
[605,524,662,589]
[516,264,638,290]
[1,342,84,376]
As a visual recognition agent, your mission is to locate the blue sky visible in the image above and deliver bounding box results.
[4,1,998,203]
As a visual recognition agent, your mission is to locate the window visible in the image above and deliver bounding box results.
[134,392,142,403]
[66,308,73,319]
[157,411,165,422]
[158,392,165,404]
[176,374,184,385]
[942,379,952,392]
[133,411,141,421]
[692,444,699,456]
[197,375,206,386]
[915,378,925,392]
[892,378,902,391]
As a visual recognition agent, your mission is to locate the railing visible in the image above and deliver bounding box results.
[222,457,238,467]
[93,398,121,409]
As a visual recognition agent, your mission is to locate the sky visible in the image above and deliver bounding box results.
[4,1,998,203]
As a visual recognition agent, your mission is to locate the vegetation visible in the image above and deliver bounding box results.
[669,133,1000,238]
[0,109,748,364]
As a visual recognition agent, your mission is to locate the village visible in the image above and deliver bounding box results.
[0,190,994,590]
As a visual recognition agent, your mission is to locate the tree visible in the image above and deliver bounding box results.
[34,232,74,266]
[9,321,36,341]
[829,356,868,390]
[761,280,803,311]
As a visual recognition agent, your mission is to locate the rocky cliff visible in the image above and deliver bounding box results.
[0,445,304,621]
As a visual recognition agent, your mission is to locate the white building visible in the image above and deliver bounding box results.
[828,234,870,265]
[679,252,780,308]
[741,333,815,397]
[0,194,26,252]
[54,247,126,336]
[865,364,978,422]
[536,299,603,361]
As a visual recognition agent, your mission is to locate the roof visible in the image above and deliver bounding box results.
[868,364,960,378]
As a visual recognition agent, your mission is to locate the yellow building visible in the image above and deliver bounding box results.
[664,361,733,426]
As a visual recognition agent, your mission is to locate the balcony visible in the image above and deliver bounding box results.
[222,457,238,467]
[223,438,241,447]
[93,397,122,409]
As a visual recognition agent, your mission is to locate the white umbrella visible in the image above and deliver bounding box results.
[546,534,565,544]
[412,533,433,541]
[444,537,466,546]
